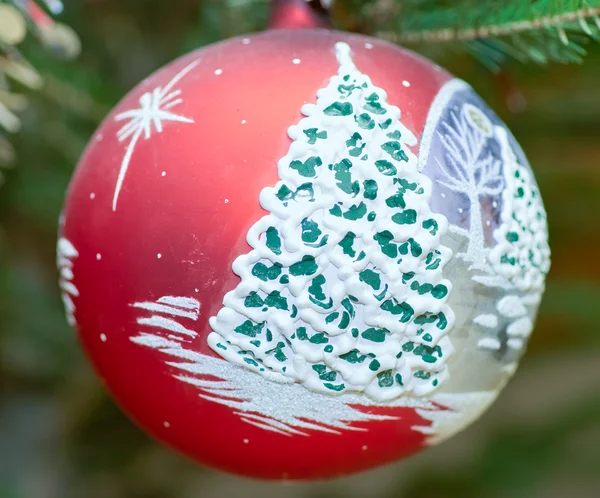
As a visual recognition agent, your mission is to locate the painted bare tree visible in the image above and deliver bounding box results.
[437,104,504,269]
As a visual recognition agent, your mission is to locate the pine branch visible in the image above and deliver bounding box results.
[335,0,600,66]
[383,4,600,43]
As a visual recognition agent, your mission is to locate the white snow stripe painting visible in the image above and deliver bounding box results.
[57,237,79,326]
[130,294,445,437]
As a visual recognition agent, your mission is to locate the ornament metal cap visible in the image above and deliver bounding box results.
[269,0,330,29]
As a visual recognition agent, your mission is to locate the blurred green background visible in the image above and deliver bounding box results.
[1,1,599,497]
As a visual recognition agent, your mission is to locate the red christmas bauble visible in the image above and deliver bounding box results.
[58,29,549,480]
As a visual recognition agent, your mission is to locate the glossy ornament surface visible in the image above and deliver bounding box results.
[58,29,550,480]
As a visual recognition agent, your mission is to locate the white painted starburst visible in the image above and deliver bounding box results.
[111,60,199,211]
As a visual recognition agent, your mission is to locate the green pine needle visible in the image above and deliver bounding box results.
[366,0,600,67]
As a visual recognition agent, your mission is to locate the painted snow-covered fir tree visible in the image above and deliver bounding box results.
[482,126,551,350]
[209,42,455,401]
[429,92,550,354]
[489,127,550,293]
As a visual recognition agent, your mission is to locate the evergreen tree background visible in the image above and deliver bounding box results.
[1,1,599,497]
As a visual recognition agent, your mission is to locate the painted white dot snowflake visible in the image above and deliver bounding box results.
[111,59,199,211]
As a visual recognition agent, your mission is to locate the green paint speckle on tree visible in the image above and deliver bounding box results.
[279,275,289,284]
[340,349,368,364]
[324,101,353,116]
[265,291,288,310]
[339,311,350,329]
[425,251,442,270]
[339,232,356,257]
[308,274,326,301]
[411,281,434,295]
[422,219,439,236]
[385,191,406,209]
[414,370,431,380]
[310,295,334,311]
[324,345,334,353]
[329,204,342,217]
[402,272,415,283]
[216,343,227,350]
[367,211,376,221]
[303,128,328,144]
[244,292,264,308]
[301,218,322,244]
[325,312,339,324]
[381,141,409,162]
[377,370,394,387]
[266,226,282,255]
[289,255,318,276]
[312,364,338,382]
[276,184,293,202]
[310,333,329,344]
[364,96,386,115]
[373,284,388,301]
[374,230,398,259]
[361,328,388,343]
[276,182,316,205]
[343,202,367,220]
[346,132,366,157]
[414,312,448,330]
[431,284,448,299]
[387,130,402,140]
[355,112,375,129]
[381,298,414,323]
[396,178,418,191]
[234,320,264,338]
[506,231,519,243]
[251,261,283,281]
[244,358,260,367]
[363,179,378,200]
[369,359,381,371]
[413,344,442,364]
[392,209,417,225]
[290,156,323,177]
[408,238,422,257]
[501,254,517,266]
[265,342,288,362]
[359,269,381,290]
[375,159,397,176]
[296,327,308,341]
[324,383,346,392]
[338,82,362,97]
[379,118,392,129]
[333,159,360,196]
